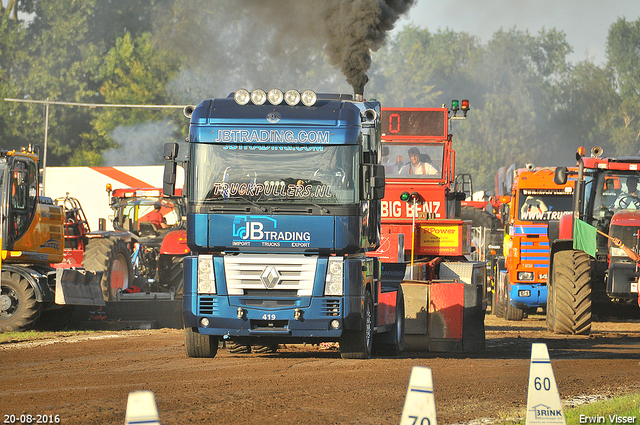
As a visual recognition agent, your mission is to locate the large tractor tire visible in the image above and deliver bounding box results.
[0,270,41,332]
[549,250,592,335]
[546,259,557,332]
[159,254,184,294]
[185,327,218,358]
[83,238,133,301]
[340,290,374,359]
[460,205,495,228]
[461,206,497,299]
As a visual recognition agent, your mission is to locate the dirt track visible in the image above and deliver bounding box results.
[1,314,639,424]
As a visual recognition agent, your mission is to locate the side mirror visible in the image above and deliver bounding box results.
[163,143,179,197]
[164,142,179,160]
[372,164,385,200]
[554,167,568,185]
[362,164,385,200]
[163,162,177,197]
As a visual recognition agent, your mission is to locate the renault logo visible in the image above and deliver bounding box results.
[260,265,281,289]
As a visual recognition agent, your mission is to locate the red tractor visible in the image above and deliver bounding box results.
[55,187,189,301]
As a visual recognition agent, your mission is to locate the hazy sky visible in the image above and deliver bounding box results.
[395,0,640,64]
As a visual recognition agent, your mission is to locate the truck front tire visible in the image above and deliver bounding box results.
[0,271,41,332]
[340,290,373,359]
[185,327,218,358]
[504,280,524,321]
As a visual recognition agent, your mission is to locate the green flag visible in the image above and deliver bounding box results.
[573,218,597,257]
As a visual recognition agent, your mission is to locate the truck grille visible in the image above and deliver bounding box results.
[322,299,341,316]
[199,296,219,315]
[224,254,318,296]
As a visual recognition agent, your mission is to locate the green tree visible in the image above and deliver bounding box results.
[455,28,572,190]
[605,17,640,155]
[0,11,28,149]
[6,0,174,166]
[369,25,480,107]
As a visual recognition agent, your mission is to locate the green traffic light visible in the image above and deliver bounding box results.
[451,99,460,111]
[400,192,410,202]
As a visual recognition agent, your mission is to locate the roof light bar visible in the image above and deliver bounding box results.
[268,89,283,105]
[301,90,317,106]
[285,90,301,106]
[251,89,267,105]
[235,88,317,106]
[234,89,251,105]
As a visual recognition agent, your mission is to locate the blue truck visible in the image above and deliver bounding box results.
[163,89,405,359]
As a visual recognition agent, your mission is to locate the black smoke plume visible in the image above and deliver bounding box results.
[243,0,416,95]
[321,0,416,94]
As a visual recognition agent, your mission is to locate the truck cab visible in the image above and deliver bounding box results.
[496,167,575,320]
[164,89,403,359]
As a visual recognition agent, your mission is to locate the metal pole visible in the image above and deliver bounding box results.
[411,197,416,268]
[42,98,49,196]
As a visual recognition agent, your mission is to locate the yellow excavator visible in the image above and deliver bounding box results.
[0,145,103,332]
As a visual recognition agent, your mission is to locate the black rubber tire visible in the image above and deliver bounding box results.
[491,287,499,316]
[460,205,494,228]
[32,306,75,331]
[227,342,252,354]
[491,260,505,316]
[159,254,184,294]
[185,327,218,358]
[551,250,592,335]
[340,290,373,359]
[504,283,524,321]
[252,344,279,354]
[0,270,41,332]
[83,238,133,301]
[495,272,506,319]
[546,259,557,332]
[374,286,405,356]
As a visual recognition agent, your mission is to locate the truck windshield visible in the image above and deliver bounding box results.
[381,143,443,179]
[589,171,640,214]
[517,189,573,221]
[190,144,360,205]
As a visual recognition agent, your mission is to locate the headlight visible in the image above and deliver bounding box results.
[234,89,250,105]
[251,89,267,105]
[268,89,283,105]
[198,255,216,294]
[517,271,534,281]
[324,257,344,296]
[284,89,301,106]
[301,90,317,106]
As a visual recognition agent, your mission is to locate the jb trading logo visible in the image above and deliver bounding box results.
[232,216,311,247]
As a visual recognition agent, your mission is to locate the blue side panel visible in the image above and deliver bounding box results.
[510,283,547,308]
[188,214,209,249]
[335,216,361,251]
[514,224,548,235]
[182,256,198,328]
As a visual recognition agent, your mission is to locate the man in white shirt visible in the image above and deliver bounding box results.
[401,147,438,175]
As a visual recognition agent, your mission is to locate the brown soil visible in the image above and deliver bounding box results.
[1,314,639,424]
